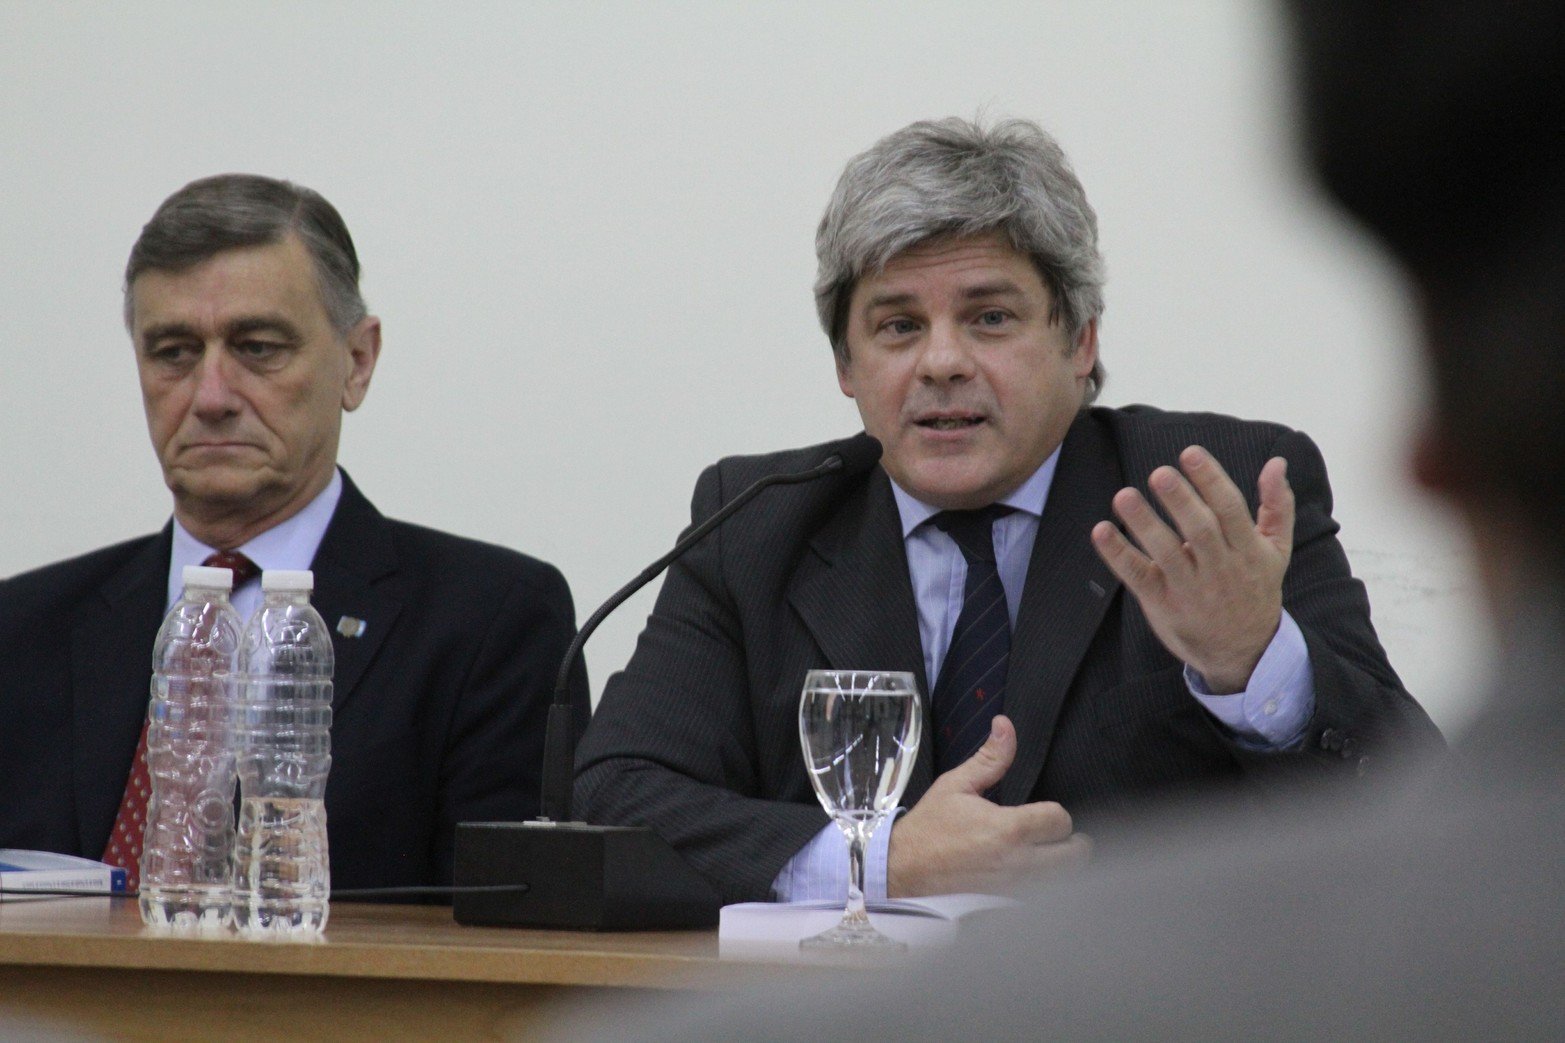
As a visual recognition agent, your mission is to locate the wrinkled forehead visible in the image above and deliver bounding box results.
[128,235,327,328]
[127,235,329,336]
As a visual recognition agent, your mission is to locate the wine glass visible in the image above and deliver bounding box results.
[798,669,922,949]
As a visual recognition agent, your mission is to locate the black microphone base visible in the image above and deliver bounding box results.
[452,820,722,930]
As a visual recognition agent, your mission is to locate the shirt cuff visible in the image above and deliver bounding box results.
[1185,610,1314,749]
[770,809,902,903]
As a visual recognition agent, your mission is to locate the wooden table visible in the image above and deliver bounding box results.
[0,897,834,1041]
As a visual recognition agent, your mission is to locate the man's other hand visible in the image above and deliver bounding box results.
[887,715,1091,897]
[1091,446,1293,694]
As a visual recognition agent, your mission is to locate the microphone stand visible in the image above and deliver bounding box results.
[453,438,877,930]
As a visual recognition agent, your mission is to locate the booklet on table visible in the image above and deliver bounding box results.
[0,849,128,898]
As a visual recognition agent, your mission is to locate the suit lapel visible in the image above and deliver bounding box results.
[786,469,938,800]
[998,414,1124,805]
[71,530,170,855]
[309,472,402,717]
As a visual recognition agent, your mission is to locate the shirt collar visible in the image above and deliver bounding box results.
[889,446,1062,539]
[168,469,343,604]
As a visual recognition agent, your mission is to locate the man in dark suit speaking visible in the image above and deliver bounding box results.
[0,174,589,894]
[575,117,1440,905]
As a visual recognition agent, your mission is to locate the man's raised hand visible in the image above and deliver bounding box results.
[1091,446,1293,693]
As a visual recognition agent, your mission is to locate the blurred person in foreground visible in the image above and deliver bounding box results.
[0,174,589,895]
[548,2,1565,1039]
[574,115,1439,908]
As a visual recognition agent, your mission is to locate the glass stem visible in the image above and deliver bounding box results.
[844,823,870,924]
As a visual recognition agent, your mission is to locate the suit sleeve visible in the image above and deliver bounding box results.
[1238,427,1444,777]
[574,464,829,905]
[432,560,588,886]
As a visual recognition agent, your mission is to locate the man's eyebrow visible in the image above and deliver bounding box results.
[138,321,197,348]
[226,316,302,340]
[860,282,1028,315]
[861,291,918,313]
[960,281,1027,300]
[139,315,303,348]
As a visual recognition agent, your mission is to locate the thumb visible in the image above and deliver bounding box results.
[1255,456,1294,558]
[939,715,1016,794]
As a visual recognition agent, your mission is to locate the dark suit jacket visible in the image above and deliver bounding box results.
[0,472,589,892]
[575,406,1442,904]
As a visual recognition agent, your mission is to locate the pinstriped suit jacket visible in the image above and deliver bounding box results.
[575,406,1442,904]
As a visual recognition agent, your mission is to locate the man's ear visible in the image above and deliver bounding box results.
[342,316,382,412]
[1072,318,1099,378]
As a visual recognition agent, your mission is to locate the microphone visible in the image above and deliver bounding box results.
[540,431,882,822]
[454,433,882,930]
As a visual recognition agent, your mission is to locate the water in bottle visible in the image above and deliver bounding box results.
[140,564,242,931]
[234,569,334,937]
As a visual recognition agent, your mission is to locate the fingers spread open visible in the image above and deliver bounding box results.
[1147,463,1225,561]
[1111,484,1193,577]
[1091,519,1163,598]
[1180,445,1257,548]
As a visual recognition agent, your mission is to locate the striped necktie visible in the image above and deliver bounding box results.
[929,506,1013,775]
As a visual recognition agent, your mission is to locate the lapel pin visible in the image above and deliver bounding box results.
[336,616,367,639]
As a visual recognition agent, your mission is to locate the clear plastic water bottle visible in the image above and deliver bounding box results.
[234,569,334,937]
[140,564,242,931]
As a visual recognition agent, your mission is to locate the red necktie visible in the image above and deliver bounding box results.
[101,719,152,891]
[201,550,261,590]
[100,551,259,890]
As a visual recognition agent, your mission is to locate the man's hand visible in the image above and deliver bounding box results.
[887,715,1091,897]
[1091,446,1293,693]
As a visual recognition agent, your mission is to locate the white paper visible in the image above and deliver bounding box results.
[718,893,1017,960]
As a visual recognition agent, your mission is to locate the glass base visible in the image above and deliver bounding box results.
[800,914,907,951]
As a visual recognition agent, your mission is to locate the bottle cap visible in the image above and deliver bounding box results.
[261,569,315,593]
[182,565,235,591]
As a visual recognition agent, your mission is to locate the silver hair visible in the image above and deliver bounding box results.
[815,117,1105,401]
[123,173,368,335]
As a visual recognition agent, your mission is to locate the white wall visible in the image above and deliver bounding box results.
[0,1,1487,732]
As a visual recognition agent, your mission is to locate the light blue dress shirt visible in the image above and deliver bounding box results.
[167,469,343,619]
[772,453,1314,901]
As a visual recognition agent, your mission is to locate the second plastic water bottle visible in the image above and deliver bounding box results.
[234,569,334,936]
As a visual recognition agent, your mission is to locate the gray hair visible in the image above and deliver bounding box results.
[815,117,1105,401]
[124,173,367,335]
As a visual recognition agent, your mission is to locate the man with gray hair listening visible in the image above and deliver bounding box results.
[575,117,1440,904]
[0,174,589,896]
